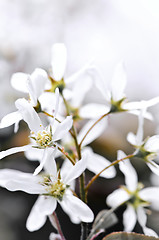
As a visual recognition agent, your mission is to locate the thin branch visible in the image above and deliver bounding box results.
[85,154,134,192]
[79,112,110,149]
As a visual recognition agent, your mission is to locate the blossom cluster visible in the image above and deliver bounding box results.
[0,43,159,240]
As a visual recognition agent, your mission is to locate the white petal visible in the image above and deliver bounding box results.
[0,111,22,129]
[27,68,48,106]
[147,160,159,176]
[69,76,92,108]
[25,147,44,161]
[137,206,158,237]
[60,192,80,224]
[51,43,67,81]
[123,205,136,231]
[83,147,116,178]
[145,135,159,152]
[127,132,138,146]
[53,116,73,141]
[61,193,94,222]
[0,169,44,194]
[26,196,57,232]
[118,150,138,191]
[111,62,127,102]
[0,145,31,160]
[15,98,42,132]
[136,109,145,146]
[79,103,109,119]
[49,233,61,240]
[139,187,159,203]
[44,148,57,176]
[62,153,87,184]
[106,188,130,208]
[77,117,107,147]
[137,206,147,227]
[11,72,29,93]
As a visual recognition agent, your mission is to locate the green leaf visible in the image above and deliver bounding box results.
[102,232,159,240]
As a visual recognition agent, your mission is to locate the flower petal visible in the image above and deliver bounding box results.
[137,207,158,237]
[53,116,73,141]
[11,72,29,93]
[0,169,44,194]
[27,68,48,106]
[61,193,94,222]
[127,132,138,146]
[83,147,116,178]
[111,62,127,102]
[15,98,42,132]
[123,204,136,231]
[118,150,138,191]
[0,145,31,160]
[106,188,130,208]
[26,195,57,232]
[0,111,22,129]
[51,43,67,81]
[139,187,159,204]
[145,135,159,152]
[62,153,87,184]
[147,160,159,176]
[77,117,107,147]
[79,103,109,119]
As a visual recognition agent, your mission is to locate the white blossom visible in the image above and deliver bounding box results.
[106,150,159,237]
[0,151,94,232]
[127,109,159,175]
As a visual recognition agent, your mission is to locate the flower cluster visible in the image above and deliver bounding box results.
[0,43,159,240]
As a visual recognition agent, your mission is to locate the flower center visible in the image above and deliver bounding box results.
[121,183,150,209]
[31,129,52,148]
[43,176,69,201]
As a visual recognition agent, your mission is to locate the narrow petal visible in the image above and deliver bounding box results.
[145,135,159,152]
[139,187,159,203]
[111,62,127,102]
[33,148,56,176]
[44,148,57,176]
[53,116,73,141]
[106,188,130,208]
[127,132,138,146]
[136,109,145,146]
[79,103,109,119]
[51,43,67,81]
[25,147,44,161]
[0,169,44,194]
[83,147,116,178]
[77,117,107,147]
[0,145,31,160]
[11,72,29,93]
[27,68,48,106]
[147,160,159,176]
[123,204,136,231]
[118,150,138,191]
[15,98,42,132]
[49,233,61,240]
[0,111,22,129]
[26,196,57,232]
[61,193,94,222]
[60,192,80,224]
[62,153,87,184]
[136,207,158,237]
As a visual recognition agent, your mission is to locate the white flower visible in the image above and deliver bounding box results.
[93,62,159,115]
[49,233,61,240]
[0,151,94,232]
[0,89,73,175]
[0,68,50,132]
[106,150,159,237]
[127,109,159,175]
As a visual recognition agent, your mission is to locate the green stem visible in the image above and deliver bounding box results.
[85,154,134,192]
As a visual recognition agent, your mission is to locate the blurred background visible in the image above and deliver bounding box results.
[0,0,159,239]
